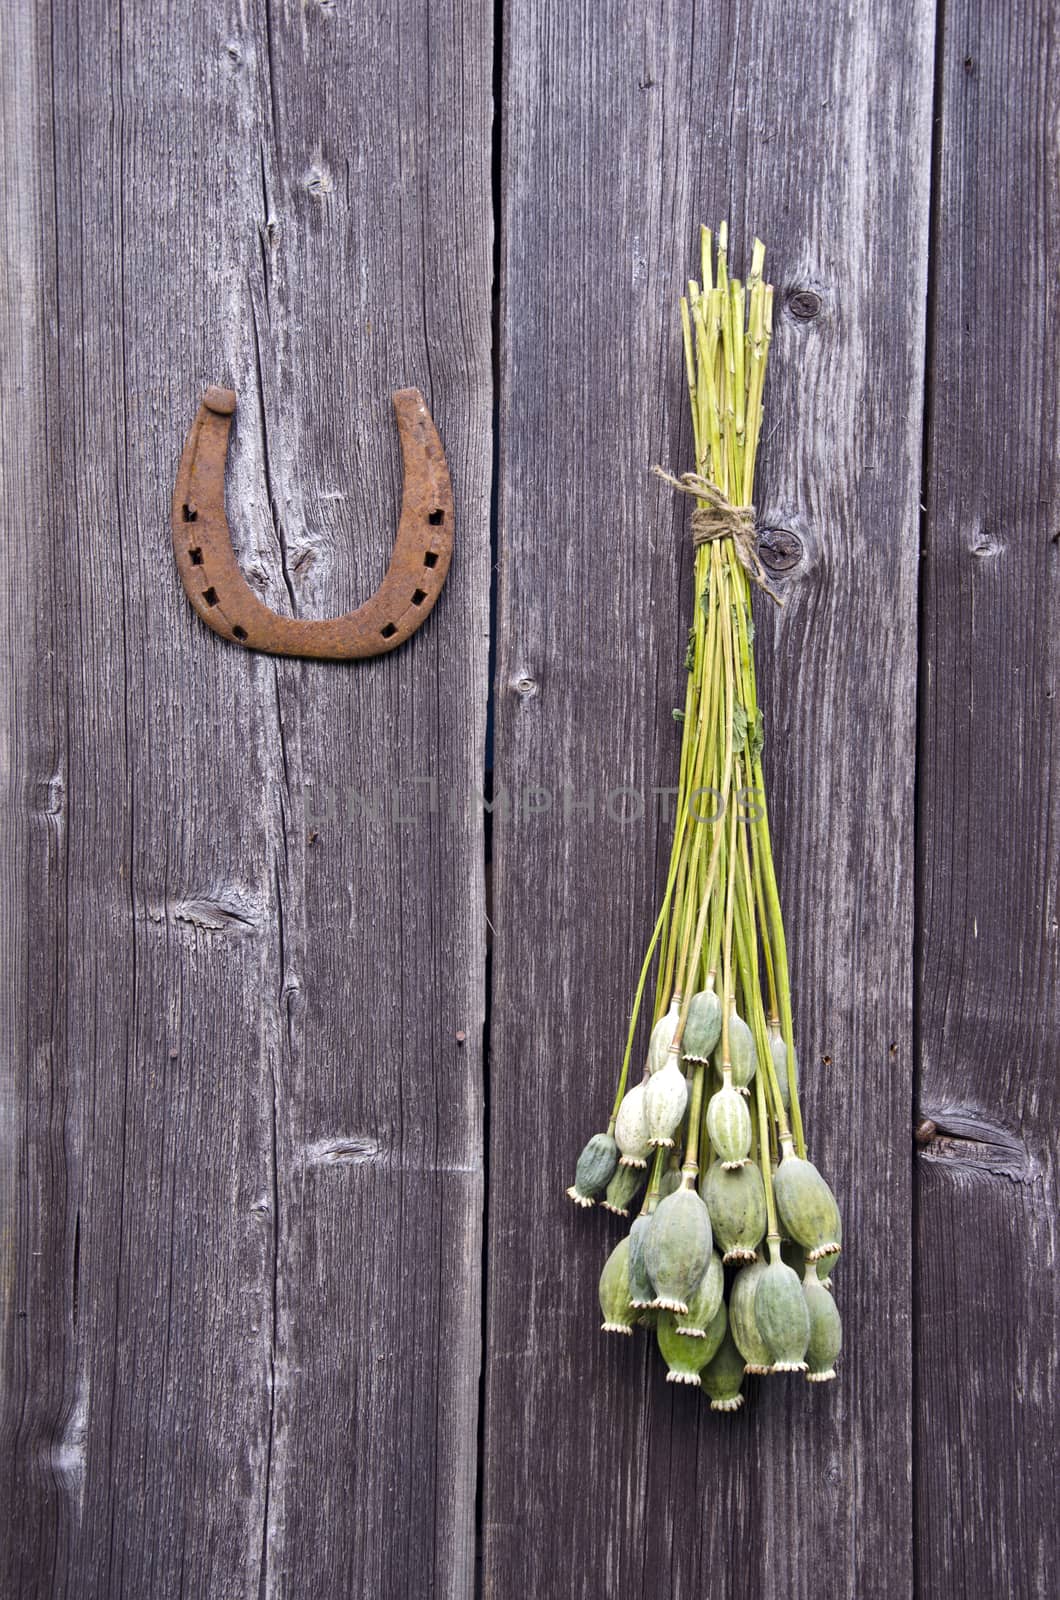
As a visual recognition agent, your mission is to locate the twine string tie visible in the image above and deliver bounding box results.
[652,466,784,606]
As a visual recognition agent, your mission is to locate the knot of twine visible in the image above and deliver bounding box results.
[652,467,784,606]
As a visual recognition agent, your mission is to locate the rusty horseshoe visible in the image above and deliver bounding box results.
[172,385,453,659]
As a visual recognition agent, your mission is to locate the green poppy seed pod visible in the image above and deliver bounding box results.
[627,1216,656,1309]
[816,1255,839,1286]
[768,1023,798,1113]
[656,1311,715,1385]
[681,987,722,1063]
[658,1162,682,1200]
[705,1078,752,1168]
[645,1052,689,1148]
[755,1254,811,1372]
[614,1081,652,1169]
[702,1321,746,1411]
[729,1257,773,1374]
[813,1209,842,1283]
[598,1236,636,1336]
[700,1297,730,1364]
[602,1161,645,1217]
[648,999,681,1073]
[718,1006,756,1094]
[703,1160,767,1263]
[566,1131,618,1207]
[803,1275,842,1381]
[782,1235,838,1284]
[773,1151,842,1261]
[643,1183,713,1314]
[675,1250,724,1338]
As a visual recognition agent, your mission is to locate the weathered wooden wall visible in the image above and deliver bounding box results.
[0,2,492,1596]
[1,1,1056,1597]
[915,3,1059,1594]
[484,1,932,1596]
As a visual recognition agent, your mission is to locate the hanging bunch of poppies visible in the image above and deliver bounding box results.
[567,227,842,1410]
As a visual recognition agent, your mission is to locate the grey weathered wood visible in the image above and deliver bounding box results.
[915,8,1059,1595]
[484,2,934,1596]
[0,2,491,1596]
[6,0,1058,1595]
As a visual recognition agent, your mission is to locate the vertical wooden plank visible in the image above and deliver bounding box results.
[0,2,491,1596]
[916,8,1058,1595]
[0,6,66,1596]
[485,2,933,1596]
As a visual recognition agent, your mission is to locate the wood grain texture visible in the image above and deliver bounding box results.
[0,3,491,1597]
[5,1,1058,1595]
[483,2,934,1596]
[915,6,1059,1595]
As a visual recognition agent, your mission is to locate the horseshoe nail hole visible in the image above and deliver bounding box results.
[424,551,439,568]
[428,509,444,526]
[182,503,197,523]
[232,626,248,641]
[380,622,398,639]
[411,589,427,605]
[188,547,204,566]
[202,587,219,607]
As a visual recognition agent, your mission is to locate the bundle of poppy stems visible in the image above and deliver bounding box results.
[567,226,842,1409]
